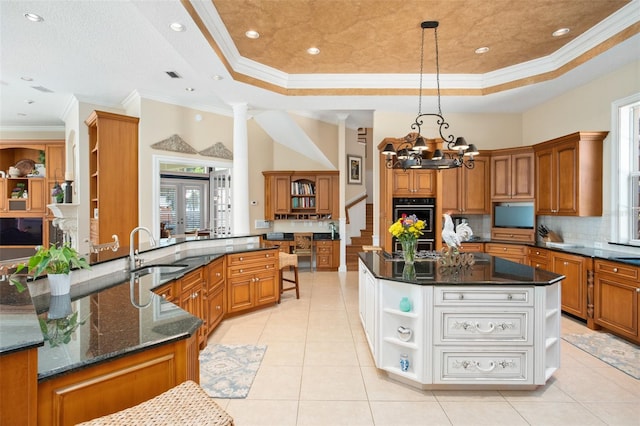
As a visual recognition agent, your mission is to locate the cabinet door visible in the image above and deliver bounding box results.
[552,252,586,319]
[254,270,278,307]
[392,169,413,196]
[273,175,291,214]
[535,147,555,215]
[462,155,490,214]
[440,168,460,212]
[207,284,225,333]
[595,276,639,342]
[0,178,6,212]
[315,175,333,214]
[491,154,511,200]
[414,169,435,196]
[227,276,253,314]
[27,179,46,212]
[511,151,535,199]
[555,142,578,215]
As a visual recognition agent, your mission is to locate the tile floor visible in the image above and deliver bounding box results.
[207,271,640,426]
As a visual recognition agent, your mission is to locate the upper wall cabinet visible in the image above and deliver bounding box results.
[85,111,139,245]
[392,169,436,197]
[534,131,608,216]
[491,147,534,200]
[441,154,491,214]
[263,171,339,220]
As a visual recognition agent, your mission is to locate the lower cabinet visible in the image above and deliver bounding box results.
[316,240,339,270]
[552,251,589,319]
[178,268,206,348]
[358,259,561,387]
[528,247,550,270]
[227,249,279,315]
[594,259,640,344]
[206,256,226,335]
[485,243,527,264]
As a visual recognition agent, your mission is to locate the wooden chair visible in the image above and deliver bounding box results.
[293,232,314,271]
[278,252,300,302]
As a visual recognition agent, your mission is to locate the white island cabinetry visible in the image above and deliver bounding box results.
[358,257,561,389]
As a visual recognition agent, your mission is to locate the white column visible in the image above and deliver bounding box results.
[231,103,250,234]
[336,113,349,272]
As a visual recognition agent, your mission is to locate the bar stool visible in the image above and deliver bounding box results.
[293,232,314,271]
[278,252,300,302]
[77,380,234,425]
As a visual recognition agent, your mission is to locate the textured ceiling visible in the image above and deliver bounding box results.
[211,0,630,75]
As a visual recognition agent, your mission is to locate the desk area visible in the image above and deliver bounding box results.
[262,232,340,271]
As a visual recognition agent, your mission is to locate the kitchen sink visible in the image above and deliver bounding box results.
[133,264,189,276]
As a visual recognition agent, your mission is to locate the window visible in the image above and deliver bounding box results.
[612,93,640,245]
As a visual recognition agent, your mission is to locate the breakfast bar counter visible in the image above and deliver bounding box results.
[358,251,564,389]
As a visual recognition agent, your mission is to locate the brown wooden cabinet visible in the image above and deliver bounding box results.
[227,249,278,314]
[85,110,139,245]
[178,268,206,347]
[491,148,534,200]
[392,169,436,196]
[491,227,535,244]
[441,154,490,214]
[316,240,339,270]
[263,171,338,220]
[528,247,550,270]
[534,131,607,216]
[4,177,45,213]
[594,259,640,344]
[552,251,589,319]
[485,242,527,264]
[206,256,226,335]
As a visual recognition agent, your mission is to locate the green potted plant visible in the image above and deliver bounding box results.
[11,244,90,295]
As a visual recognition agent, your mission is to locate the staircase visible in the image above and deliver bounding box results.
[346,203,374,270]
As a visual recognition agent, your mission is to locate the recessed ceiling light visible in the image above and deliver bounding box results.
[17,113,27,117]
[24,13,44,22]
[212,75,223,81]
[170,22,186,32]
[475,46,490,54]
[24,99,35,104]
[185,87,195,92]
[245,30,260,39]
[552,28,570,37]
[21,76,33,81]
[307,47,320,55]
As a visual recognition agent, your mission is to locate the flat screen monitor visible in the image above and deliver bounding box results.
[0,217,43,245]
[493,205,534,229]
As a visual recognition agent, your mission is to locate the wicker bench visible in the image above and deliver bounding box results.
[77,380,234,425]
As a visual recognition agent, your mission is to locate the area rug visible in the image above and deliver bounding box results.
[199,344,267,398]
[562,332,640,379]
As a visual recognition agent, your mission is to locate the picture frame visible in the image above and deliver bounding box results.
[347,154,362,185]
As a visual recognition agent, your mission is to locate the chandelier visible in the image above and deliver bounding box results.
[382,21,478,170]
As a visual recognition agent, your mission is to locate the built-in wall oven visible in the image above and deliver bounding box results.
[392,197,436,252]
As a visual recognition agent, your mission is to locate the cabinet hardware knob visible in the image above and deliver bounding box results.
[503,248,507,251]
[458,294,464,300]
[613,268,618,273]
[216,272,221,277]
[239,269,243,273]
[507,294,513,300]
[636,288,640,293]
[564,262,568,266]
[536,251,540,255]
[239,257,244,261]
[217,305,221,309]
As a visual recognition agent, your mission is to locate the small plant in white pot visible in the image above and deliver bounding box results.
[11,244,90,295]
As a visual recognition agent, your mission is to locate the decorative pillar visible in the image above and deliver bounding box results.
[336,113,349,272]
[231,103,250,234]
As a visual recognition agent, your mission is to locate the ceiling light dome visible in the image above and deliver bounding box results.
[245,30,260,39]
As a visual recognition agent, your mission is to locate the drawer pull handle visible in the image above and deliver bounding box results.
[455,321,514,333]
[454,360,515,372]
[507,294,513,300]
[458,294,464,300]
[613,268,618,273]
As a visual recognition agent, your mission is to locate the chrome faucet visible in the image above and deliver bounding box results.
[129,226,156,271]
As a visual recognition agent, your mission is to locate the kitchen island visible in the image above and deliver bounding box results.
[358,251,564,389]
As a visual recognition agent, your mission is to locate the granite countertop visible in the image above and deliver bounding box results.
[262,232,340,241]
[0,238,278,381]
[359,251,564,286]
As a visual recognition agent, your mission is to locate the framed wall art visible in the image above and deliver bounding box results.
[348,154,362,185]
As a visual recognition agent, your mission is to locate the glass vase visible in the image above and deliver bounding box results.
[400,238,416,264]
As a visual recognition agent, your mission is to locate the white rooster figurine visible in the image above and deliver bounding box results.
[442,212,473,250]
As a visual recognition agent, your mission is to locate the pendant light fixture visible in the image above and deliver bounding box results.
[382,21,478,170]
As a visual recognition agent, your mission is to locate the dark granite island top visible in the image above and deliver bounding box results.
[358,251,565,286]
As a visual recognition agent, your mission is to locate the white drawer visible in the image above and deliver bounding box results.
[434,348,532,384]
[435,287,533,306]
[434,309,533,345]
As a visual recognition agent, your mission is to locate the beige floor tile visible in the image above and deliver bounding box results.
[369,401,452,426]
[354,340,376,367]
[303,339,359,366]
[225,399,299,426]
[440,401,529,425]
[582,402,640,426]
[260,321,308,342]
[361,366,435,401]
[247,365,302,400]
[433,390,505,402]
[300,365,367,400]
[509,401,607,425]
[499,379,575,402]
[552,365,639,403]
[259,340,306,366]
[297,401,374,426]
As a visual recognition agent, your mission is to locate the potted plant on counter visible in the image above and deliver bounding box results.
[11,244,91,295]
